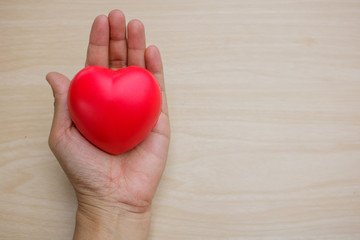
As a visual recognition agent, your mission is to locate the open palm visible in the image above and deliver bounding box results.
[46,10,170,213]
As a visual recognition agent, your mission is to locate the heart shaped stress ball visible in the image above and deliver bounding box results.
[67,66,162,155]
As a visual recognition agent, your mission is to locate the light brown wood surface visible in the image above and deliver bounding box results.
[1,0,360,239]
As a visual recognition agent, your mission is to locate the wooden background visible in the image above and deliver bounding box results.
[1,0,360,239]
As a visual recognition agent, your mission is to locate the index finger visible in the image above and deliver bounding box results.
[85,15,109,68]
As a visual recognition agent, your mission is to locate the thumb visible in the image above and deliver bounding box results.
[46,72,72,133]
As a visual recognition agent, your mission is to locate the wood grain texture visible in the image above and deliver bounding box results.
[1,0,360,239]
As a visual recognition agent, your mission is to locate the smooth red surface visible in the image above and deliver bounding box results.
[67,65,162,155]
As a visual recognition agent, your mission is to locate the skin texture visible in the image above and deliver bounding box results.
[46,10,170,239]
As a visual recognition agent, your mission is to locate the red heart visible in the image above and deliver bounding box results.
[67,65,162,155]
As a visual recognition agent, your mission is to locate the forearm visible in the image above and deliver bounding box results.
[73,202,151,240]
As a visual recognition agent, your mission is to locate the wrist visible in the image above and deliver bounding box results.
[73,197,151,240]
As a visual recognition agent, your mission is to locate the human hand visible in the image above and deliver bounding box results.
[46,10,170,239]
